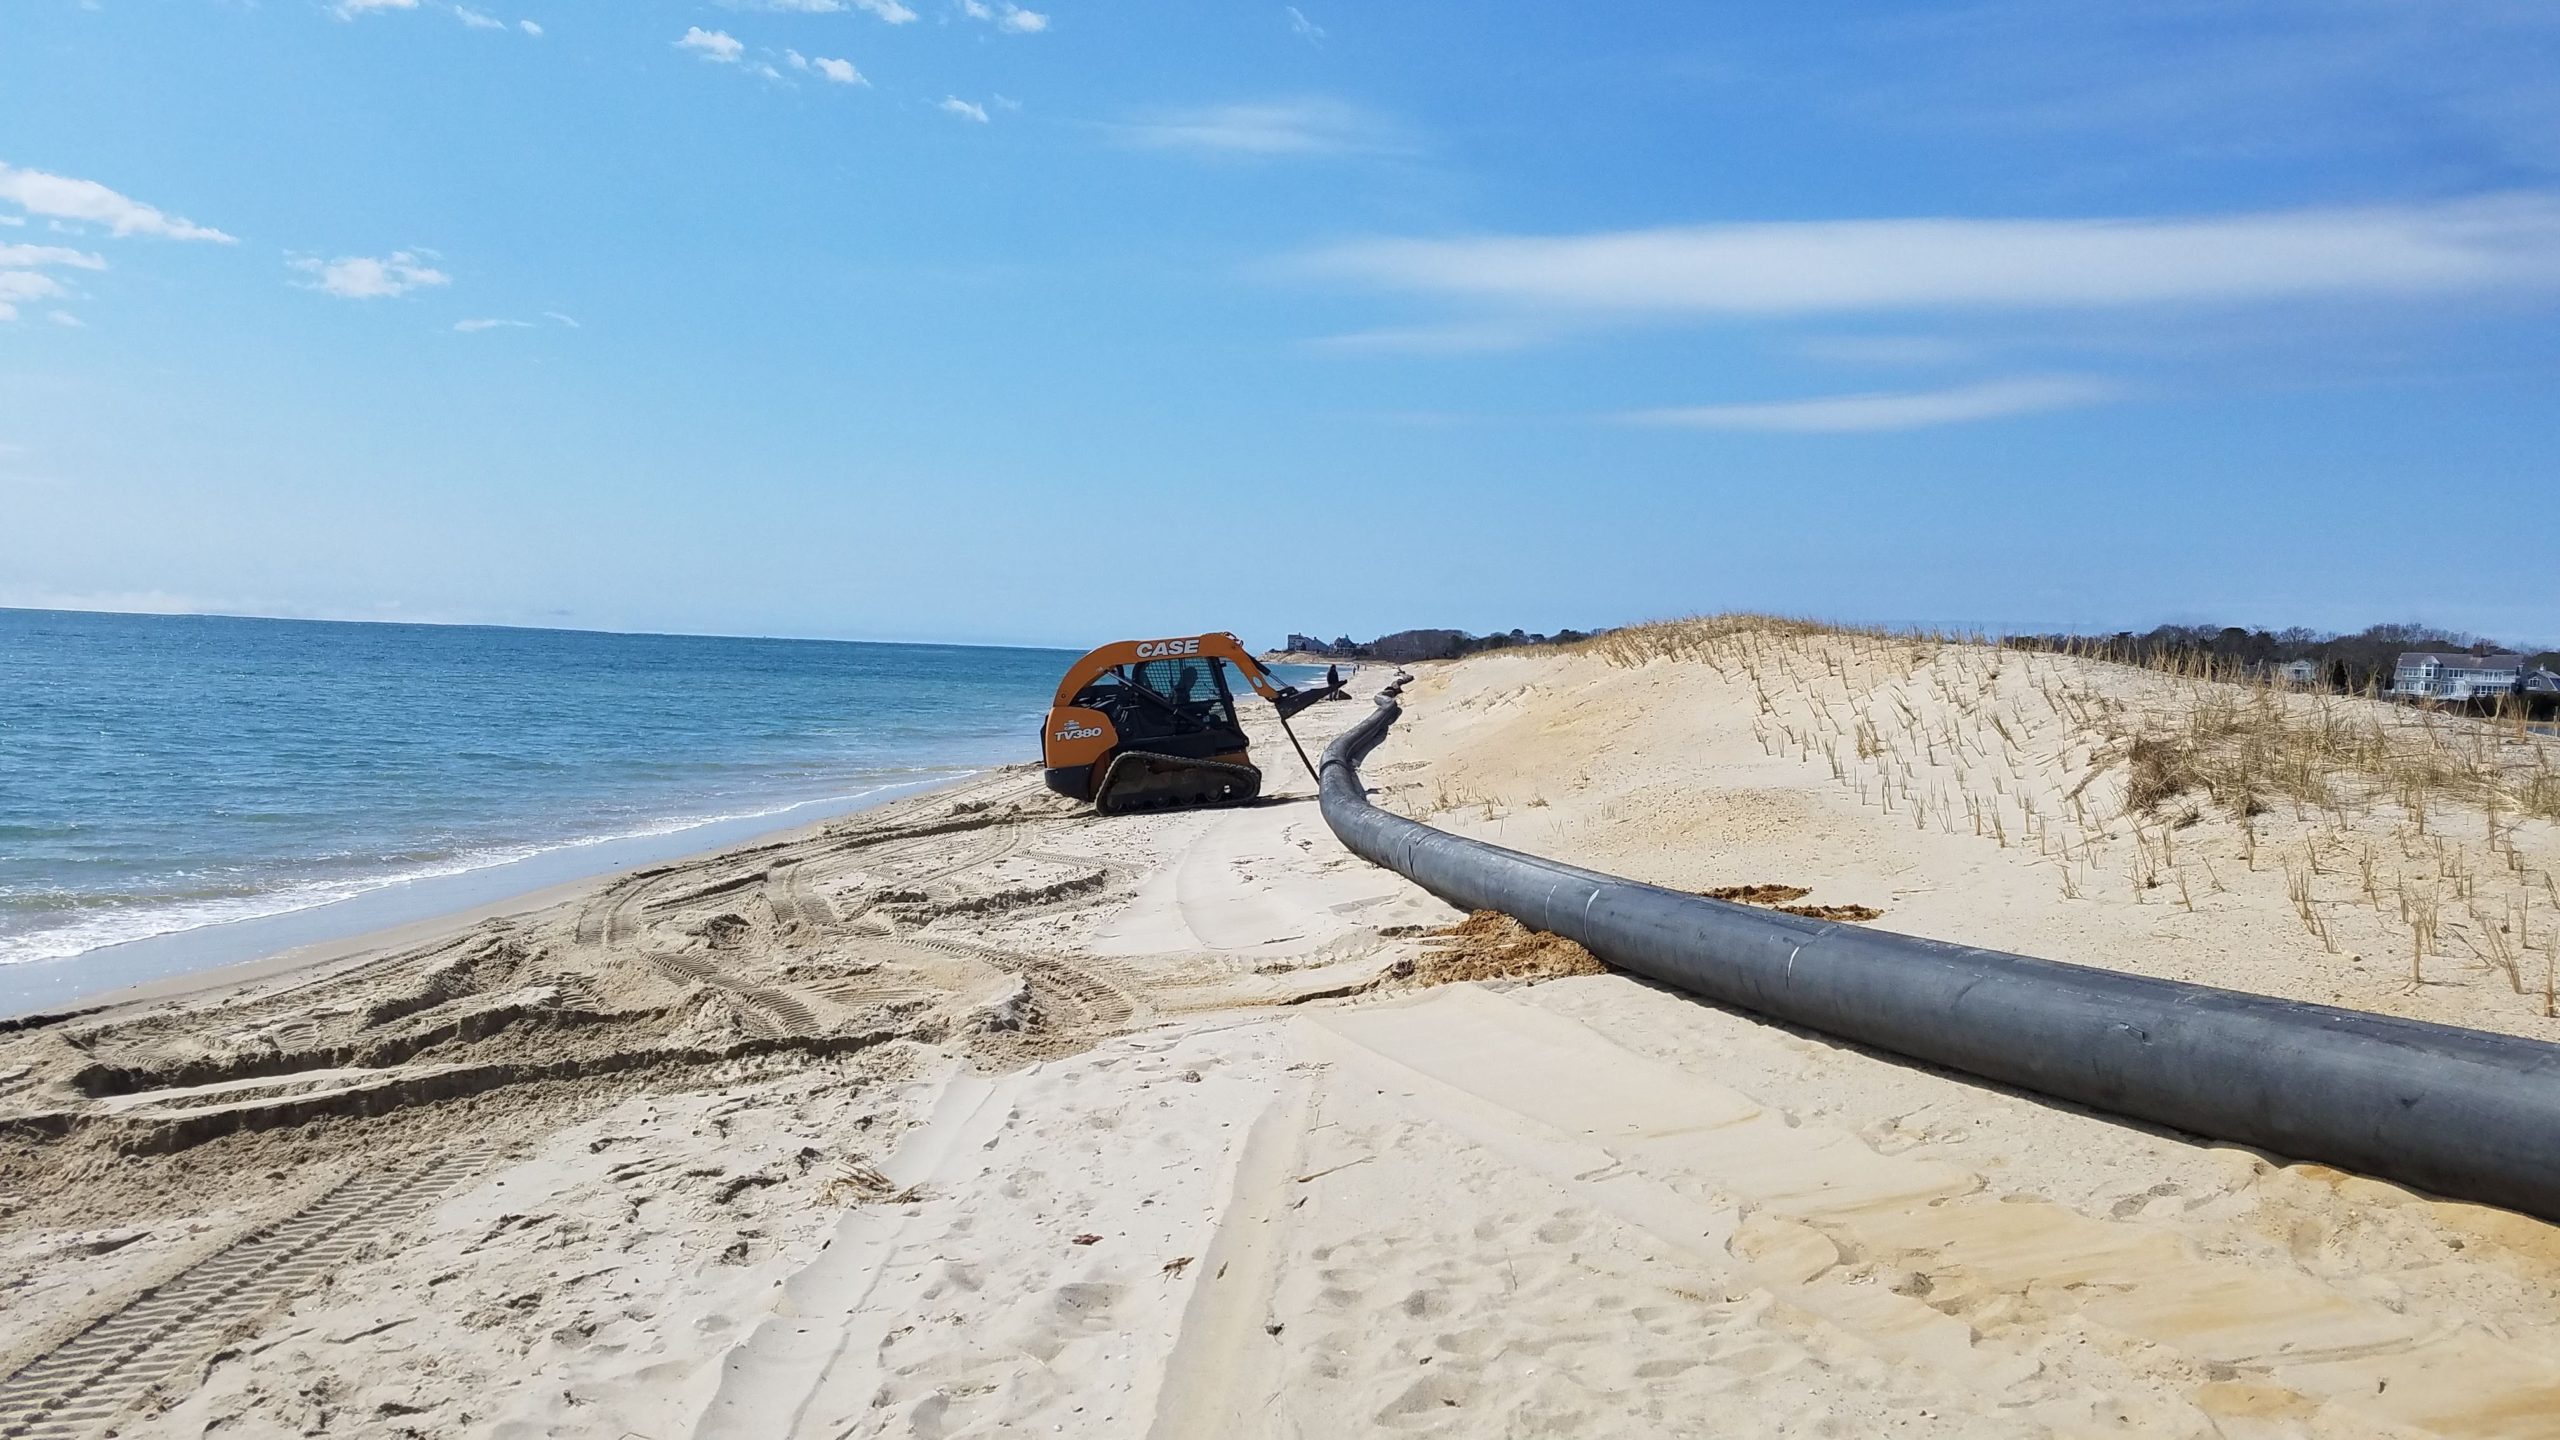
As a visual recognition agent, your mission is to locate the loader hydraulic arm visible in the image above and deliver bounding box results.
[1206,637,1331,719]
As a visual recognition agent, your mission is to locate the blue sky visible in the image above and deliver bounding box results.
[4,1,2558,649]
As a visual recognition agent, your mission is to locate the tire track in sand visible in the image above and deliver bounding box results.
[573,872,662,948]
[902,936,1138,1036]
[891,827,1024,894]
[644,950,822,1039]
[0,1148,496,1440]
[763,859,835,933]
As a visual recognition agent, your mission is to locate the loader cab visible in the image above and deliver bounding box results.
[1070,658,1248,759]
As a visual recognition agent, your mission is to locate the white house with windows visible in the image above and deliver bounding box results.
[2391,652,2528,701]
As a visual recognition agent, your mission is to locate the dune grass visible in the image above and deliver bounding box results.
[1539,613,2560,1022]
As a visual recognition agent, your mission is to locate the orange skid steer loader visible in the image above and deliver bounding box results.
[1040,633,1335,814]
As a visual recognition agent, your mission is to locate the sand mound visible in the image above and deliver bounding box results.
[1407,910,1609,985]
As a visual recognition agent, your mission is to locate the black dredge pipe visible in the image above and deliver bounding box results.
[1323,683,2560,1224]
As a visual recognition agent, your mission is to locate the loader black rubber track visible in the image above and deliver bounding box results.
[1091,752,1260,816]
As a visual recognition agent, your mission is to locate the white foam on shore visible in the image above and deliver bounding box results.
[0,775,961,970]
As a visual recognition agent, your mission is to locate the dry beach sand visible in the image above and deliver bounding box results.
[5,628,2560,1438]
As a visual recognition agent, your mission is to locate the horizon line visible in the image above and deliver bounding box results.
[4,603,2548,657]
[0,604,1086,655]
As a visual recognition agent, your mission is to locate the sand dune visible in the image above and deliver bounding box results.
[5,635,2559,1438]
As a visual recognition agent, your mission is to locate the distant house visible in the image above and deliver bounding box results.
[2391,652,2528,701]
[2526,666,2560,696]
[2270,659,2320,685]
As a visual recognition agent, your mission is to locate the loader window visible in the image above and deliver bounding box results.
[1130,659,1239,733]
[1070,659,1241,743]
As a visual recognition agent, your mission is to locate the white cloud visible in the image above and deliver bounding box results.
[813,56,865,84]
[0,162,234,242]
[453,317,530,331]
[0,243,106,271]
[1286,6,1323,41]
[0,243,104,323]
[0,270,67,322]
[454,5,504,28]
[730,0,912,13]
[1307,197,2560,314]
[520,19,542,35]
[290,250,451,300]
[940,96,990,123]
[957,0,1043,31]
[48,310,83,327]
[1625,376,2118,433]
[677,27,746,63]
[332,0,419,15]
[1116,98,1404,156]
[542,310,579,327]
[751,0,918,20]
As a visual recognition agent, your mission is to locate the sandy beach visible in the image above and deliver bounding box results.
[7,629,2560,1439]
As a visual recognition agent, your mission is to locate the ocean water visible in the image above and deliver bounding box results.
[0,609,1076,986]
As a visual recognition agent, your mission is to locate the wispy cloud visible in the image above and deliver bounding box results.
[332,1,535,31]
[739,0,916,18]
[0,270,68,323]
[940,96,991,123]
[956,0,1046,32]
[785,50,868,85]
[677,27,746,63]
[0,162,233,242]
[1115,98,1407,157]
[1305,321,1538,355]
[453,311,573,333]
[290,251,451,300]
[0,243,107,272]
[1625,376,2118,432]
[1286,6,1324,42]
[1306,197,2560,314]
[0,244,106,323]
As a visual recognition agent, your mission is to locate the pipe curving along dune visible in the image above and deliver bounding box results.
[1321,681,2560,1224]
